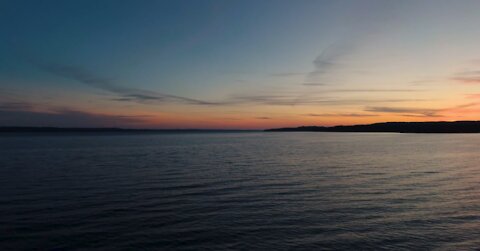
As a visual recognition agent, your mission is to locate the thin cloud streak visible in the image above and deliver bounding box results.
[31,61,429,108]
[466,94,480,99]
[305,2,402,82]
[452,70,480,84]
[0,100,154,127]
[328,89,420,93]
[0,108,150,127]
[37,63,226,106]
[0,102,32,111]
[401,114,444,118]
[302,83,327,86]
[365,103,480,118]
[231,94,426,106]
[305,43,353,83]
[305,113,379,117]
[365,106,443,117]
[17,58,430,110]
[302,83,423,93]
[270,72,306,77]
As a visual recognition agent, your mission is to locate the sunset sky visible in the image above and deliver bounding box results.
[2,0,480,129]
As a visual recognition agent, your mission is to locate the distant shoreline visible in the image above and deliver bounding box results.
[0,127,256,133]
[266,121,480,133]
[4,121,480,134]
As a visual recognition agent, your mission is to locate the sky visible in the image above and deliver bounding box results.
[2,0,480,129]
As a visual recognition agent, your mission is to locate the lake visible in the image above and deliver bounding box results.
[1,132,480,250]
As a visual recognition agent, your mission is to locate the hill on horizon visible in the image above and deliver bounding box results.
[266,121,480,133]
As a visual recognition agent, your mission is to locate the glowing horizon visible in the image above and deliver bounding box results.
[3,0,480,129]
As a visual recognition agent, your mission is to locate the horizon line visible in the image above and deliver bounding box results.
[2,120,480,132]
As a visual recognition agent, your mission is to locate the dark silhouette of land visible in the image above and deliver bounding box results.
[4,121,480,133]
[266,121,480,133]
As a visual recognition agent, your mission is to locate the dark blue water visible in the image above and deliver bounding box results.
[1,132,480,250]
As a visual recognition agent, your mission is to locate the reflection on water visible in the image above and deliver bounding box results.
[1,132,480,250]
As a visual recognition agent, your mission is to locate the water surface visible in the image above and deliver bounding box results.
[1,132,480,250]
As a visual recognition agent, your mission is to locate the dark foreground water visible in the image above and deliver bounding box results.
[1,132,480,250]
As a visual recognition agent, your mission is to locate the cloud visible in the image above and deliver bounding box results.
[401,114,444,118]
[270,72,306,77]
[365,103,480,118]
[8,58,430,109]
[255,117,271,120]
[304,1,403,84]
[231,94,426,106]
[220,117,241,121]
[409,79,435,86]
[0,101,152,127]
[304,113,378,117]
[111,98,136,102]
[0,109,149,127]
[302,83,327,86]
[466,93,480,99]
[121,94,166,101]
[0,102,32,111]
[306,43,352,82]
[30,60,427,108]
[327,89,420,93]
[365,106,441,117]
[454,102,479,109]
[231,95,308,106]
[292,2,406,106]
[301,84,422,93]
[452,70,480,84]
[36,63,225,106]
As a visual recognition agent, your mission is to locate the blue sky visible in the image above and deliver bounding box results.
[2,0,480,128]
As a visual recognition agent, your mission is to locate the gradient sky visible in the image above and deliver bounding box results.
[2,0,480,129]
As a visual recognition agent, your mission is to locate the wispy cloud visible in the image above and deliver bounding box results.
[327,89,420,93]
[305,43,353,83]
[466,93,480,99]
[270,72,306,77]
[304,113,378,117]
[255,117,271,120]
[304,1,403,84]
[231,95,304,106]
[0,102,32,111]
[0,105,150,128]
[293,1,405,108]
[36,63,225,106]
[409,79,436,86]
[0,100,155,127]
[401,114,444,118]
[301,83,422,93]
[365,106,442,117]
[365,103,479,118]
[231,94,427,106]
[302,82,327,86]
[452,70,480,84]
[31,60,426,108]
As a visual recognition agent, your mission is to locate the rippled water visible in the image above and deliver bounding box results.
[1,132,480,250]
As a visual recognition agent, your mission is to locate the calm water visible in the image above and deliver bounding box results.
[1,132,480,250]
